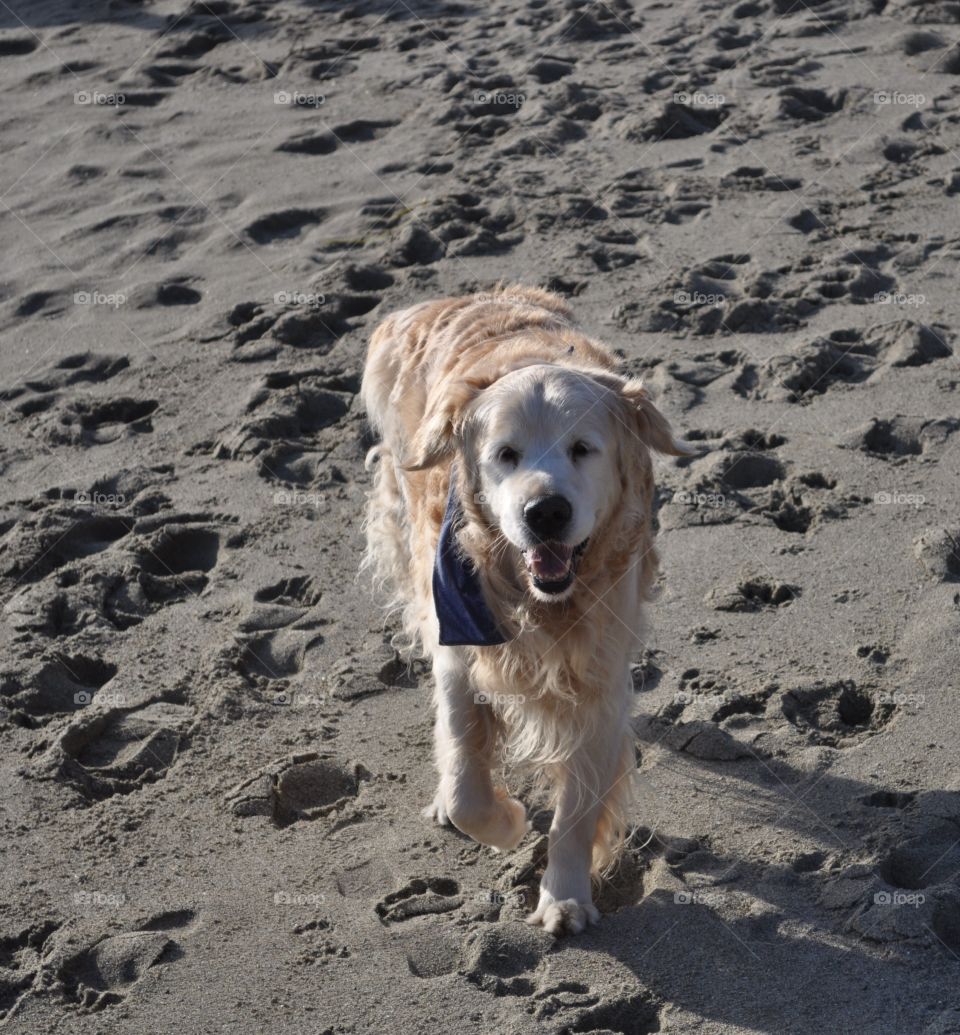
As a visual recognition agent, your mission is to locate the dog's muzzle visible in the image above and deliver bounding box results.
[523,539,588,595]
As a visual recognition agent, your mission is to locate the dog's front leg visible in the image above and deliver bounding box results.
[423,646,527,852]
[529,715,631,936]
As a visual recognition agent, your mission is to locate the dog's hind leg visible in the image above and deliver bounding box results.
[363,447,433,656]
[362,446,410,602]
[424,647,528,852]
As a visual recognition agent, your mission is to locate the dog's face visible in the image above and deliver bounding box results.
[410,362,684,602]
[469,366,621,600]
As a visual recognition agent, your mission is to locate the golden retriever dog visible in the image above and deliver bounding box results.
[361,285,687,935]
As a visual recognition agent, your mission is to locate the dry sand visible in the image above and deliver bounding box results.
[1,1,959,1032]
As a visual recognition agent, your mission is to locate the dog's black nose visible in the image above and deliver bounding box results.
[523,495,572,541]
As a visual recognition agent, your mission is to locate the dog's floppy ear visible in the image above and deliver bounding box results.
[403,377,482,471]
[617,377,694,457]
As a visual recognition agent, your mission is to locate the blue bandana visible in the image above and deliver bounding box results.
[433,473,508,647]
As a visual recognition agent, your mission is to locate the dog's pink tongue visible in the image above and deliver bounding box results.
[527,543,573,580]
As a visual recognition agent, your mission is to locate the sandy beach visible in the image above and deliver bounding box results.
[1,1,959,1032]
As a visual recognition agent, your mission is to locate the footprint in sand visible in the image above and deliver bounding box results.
[43,397,158,447]
[781,680,895,747]
[0,503,135,586]
[226,753,368,826]
[0,500,227,634]
[375,877,462,924]
[461,924,548,996]
[0,653,117,726]
[55,910,199,1014]
[53,699,195,800]
[231,575,327,686]
[0,352,129,412]
[841,415,958,458]
[239,575,323,632]
[845,809,960,956]
[235,628,323,682]
[0,37,38,56]
[0,921,59,1021]
[707,575,801,612]
[457,921,665,1033]
[562,990,664,1035]
[244,208,327,244]
[223,278,382,359]
[212,369,356,484]
[275,119,397,157]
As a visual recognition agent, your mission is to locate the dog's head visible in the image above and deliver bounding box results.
[407,362,688,602]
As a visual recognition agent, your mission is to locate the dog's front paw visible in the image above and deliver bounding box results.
[430,784,529,851]
[527,891,600,936]
[452,791,528,852]
[485,790,529,852]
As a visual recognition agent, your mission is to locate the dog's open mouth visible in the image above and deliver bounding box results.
[524,540,588,595]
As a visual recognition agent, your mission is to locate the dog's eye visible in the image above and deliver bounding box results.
[570,441,592,461]
[497,446,520,466]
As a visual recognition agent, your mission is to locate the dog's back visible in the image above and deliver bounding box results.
[361,285,576,452]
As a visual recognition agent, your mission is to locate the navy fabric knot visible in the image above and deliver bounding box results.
[433,473,508,647]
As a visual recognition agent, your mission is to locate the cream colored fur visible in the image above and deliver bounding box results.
[361,285,685,935]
